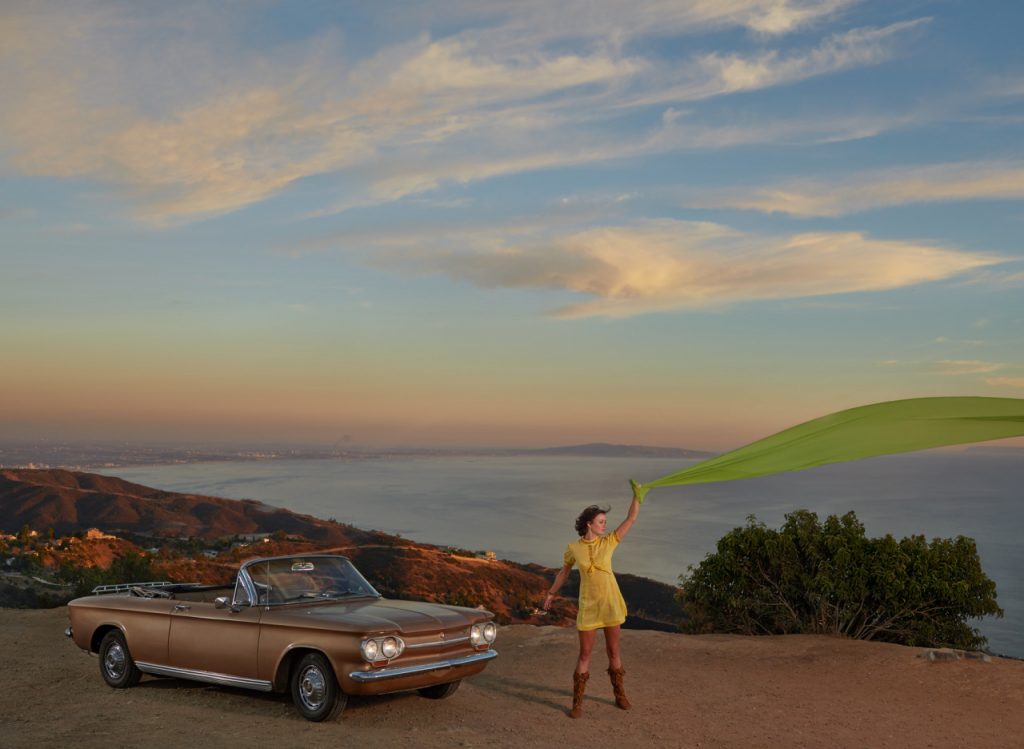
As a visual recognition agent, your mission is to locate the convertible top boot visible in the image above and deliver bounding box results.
[570,670,589,718]
[608,667,632,710]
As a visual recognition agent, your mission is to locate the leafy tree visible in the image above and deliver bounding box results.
[59,550,157,597]
[679,510,1002,650]
[443,588,481,608]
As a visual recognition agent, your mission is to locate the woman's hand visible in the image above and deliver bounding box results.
[542,592,554,611]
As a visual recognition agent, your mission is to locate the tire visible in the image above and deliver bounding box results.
[418,680,461,700]
[291,653,346,722]
[98,630,142,688]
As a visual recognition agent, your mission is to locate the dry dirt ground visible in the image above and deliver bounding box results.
[3,607,1022,749]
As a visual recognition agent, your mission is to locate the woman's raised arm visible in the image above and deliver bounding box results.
[614,495,641,541]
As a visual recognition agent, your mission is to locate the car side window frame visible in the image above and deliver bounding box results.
[233,564,258,608]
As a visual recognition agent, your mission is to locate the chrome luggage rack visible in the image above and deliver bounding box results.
[92,581,179,596]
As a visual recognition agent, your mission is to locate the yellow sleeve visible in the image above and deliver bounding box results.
[608,531,620,548]
[563,544,576,567]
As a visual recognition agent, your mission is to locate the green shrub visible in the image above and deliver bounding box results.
[678,510,1002,649]
[60,550,157,597]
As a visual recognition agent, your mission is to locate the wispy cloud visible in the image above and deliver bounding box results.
[0,1,921,224]
[330,218,1006,318]
[985,74,1024,98]
[622,19,929,107]
[986,377,1024,389]
[689,161,1024,216]
[437,0,862,45]
[933,360,1006,376]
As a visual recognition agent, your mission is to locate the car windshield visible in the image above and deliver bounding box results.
[244,556,380,605]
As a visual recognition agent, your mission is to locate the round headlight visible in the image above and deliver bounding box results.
[381,636,400,659]
[483,622,497,643]
[470,624,483,646]
[361,638,379,661]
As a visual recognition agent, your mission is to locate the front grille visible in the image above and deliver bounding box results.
[400,627,473,655]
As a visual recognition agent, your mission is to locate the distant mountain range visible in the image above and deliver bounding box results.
[526,442,714,458]
[0,441,713,470]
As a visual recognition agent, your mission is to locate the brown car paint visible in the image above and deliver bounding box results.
[67,555,497,706]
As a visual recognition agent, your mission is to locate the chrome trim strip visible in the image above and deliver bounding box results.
[348,648,497,682]
[406,635,470,649]
[135,661,273,692]
[235,565,257,609]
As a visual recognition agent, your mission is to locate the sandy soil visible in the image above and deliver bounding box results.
[3,607,1022,748]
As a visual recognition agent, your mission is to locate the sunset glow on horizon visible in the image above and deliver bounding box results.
[2,1,1022,450]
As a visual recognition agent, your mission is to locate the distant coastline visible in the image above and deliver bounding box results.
[0,440,713,471]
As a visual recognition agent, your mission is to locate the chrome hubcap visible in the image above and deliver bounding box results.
[298,666,326,710]
[105,643,126,679]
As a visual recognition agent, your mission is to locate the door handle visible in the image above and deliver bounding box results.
[173,604,191,611]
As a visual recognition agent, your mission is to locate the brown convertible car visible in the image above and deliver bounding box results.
[66,554,498,721]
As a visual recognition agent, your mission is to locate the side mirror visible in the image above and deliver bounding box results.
[216,596,247,613]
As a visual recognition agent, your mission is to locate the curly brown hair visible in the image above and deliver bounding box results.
[574,505,610,537]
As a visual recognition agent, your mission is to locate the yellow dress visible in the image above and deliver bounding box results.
[564,531,628,631]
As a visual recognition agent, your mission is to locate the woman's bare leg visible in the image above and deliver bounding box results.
[576,629,597,673]
[604,625,622,670]
[604,625,631,708]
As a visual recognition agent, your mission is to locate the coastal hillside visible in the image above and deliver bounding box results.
[0,468,360,542]
[0,469,681,629]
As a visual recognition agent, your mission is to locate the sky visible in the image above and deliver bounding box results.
[1,0,1023,450]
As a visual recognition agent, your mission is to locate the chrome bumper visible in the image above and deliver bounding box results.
[348,648,497,682]
[65,626,73,638]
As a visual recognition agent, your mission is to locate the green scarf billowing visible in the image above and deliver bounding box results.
[630,397,1024,503]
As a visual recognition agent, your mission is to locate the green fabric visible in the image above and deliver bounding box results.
[630,397,1024,503]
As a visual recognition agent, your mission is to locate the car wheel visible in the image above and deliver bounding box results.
[98,630,142,688]
[291,653,346,722]
[418,680,461,699]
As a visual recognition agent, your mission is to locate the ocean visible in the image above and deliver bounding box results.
[99,450,1023,657]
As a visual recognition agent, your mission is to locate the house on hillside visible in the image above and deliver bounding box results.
[84,528,117,540]
[238,533,272,542]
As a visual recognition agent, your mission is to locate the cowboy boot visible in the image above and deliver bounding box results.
[608,666,632,710]
[570,670,589,718]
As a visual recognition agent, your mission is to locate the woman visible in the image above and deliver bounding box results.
[543,492,640,718]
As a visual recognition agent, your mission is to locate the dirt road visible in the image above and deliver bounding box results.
[3,607,1022,748]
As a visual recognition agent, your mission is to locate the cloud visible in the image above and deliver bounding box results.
[0,1,920,223]
[442,0,860,44]
[986,377,1024,389]
[311,106,920,217]
[985,74,1024,98]
[689,161,1024,216]
[933,360,1006,376]
[343,218,1006,318]
[624,19,929,107]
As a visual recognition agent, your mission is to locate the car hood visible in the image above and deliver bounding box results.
[266,598,487,635]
